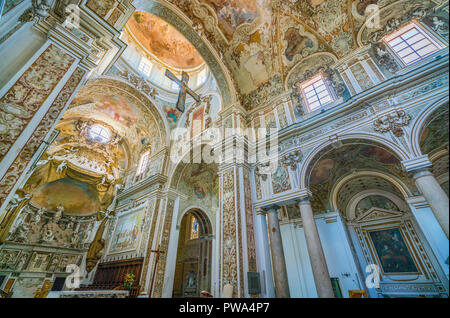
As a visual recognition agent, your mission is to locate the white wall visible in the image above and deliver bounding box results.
[280,212,362,298]
[408,196,449,277]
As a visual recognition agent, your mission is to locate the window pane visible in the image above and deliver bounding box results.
[392,41,408,51]
[305,90,317,98]
[405,33,425,45]
[320,96,332,104]
[317,90,330,99]
[411,39,431,51]
[402,54,420,65]
[303,85,315,93]
[417,45,438,57]
[308,95,319,104]
[397,47,414,57]
[313,80,325,88]
[389,37,403,47]
[309,101,321,110]
[401,28,419,40]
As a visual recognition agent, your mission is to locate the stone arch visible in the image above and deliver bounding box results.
[79,76,171,148]
[132,0,236,107]
[329,170,413,216]
[345,189,410,221]
[177,206,214,236]
[410,97,449,157]
[299,134,410,189]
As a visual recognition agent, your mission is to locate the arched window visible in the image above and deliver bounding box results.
[136,151,149,179]
[88,125,110,143]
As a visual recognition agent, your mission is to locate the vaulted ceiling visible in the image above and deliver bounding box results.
[164,0,445,109]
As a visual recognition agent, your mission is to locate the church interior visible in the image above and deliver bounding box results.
[0,0,448,299]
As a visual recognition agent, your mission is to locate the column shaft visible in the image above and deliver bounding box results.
[266,209,290,298]
[298,200,335,298]
[413,170,449,238]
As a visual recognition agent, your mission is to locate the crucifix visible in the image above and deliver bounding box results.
[165,69,201,113]
[148,244,165,298]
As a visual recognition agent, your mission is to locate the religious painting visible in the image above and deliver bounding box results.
[86,0,115,18]
[271,165,291,194]
[127,12,204,69]
[71,95,139,128]
[178,163,218,206]
[109,209,145,254]
[190,217,200,240]
[356,195,400,217]
[310,158,335,184]
[369,228,419,274]
[204,0,259,40]
[360,145,399,164]
[243,51,269,87]
[164,105,181,128]
[284,27,314,62]
[30,178,100,215]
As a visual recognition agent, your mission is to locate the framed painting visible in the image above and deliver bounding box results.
[108,209,145,255]
[368,227,419,274]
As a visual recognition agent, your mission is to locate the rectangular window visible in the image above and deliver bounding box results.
[138,58,153,77]
[384,22,444,66]
[136,151,149,177]
[301,75,334,112]
[196,68,208,86]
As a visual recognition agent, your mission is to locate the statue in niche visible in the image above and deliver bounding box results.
[48,256,60,272]
[85,210,115,275]
[83,223,94,244]
[16,253,30,271]
[54,204,64,223]
[70,231,80,249]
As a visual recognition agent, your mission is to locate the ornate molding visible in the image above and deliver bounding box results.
[281,150,303,170]
[373,110,411,137]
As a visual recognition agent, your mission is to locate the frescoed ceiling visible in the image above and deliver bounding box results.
[163,0,445,109]
[30,178,101,215]
[126,11,205,70]
[84,0,447,110]
[420,102,449,156]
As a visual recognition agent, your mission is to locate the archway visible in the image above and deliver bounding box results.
[172,209,213,298]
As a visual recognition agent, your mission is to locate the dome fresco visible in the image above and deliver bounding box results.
[126,11,205,70]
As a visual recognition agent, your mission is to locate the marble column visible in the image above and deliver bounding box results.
[413,169,449,238]
[298,198,335,298]
[265,207,290,298]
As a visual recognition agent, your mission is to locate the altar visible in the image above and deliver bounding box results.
[58,290,129,298]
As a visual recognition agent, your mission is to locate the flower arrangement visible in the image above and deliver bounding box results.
[124,273,135,290]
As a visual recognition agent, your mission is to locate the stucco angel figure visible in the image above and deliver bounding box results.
[32,0,52,17]
[54,204,64,223]
[31,207,45,225]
